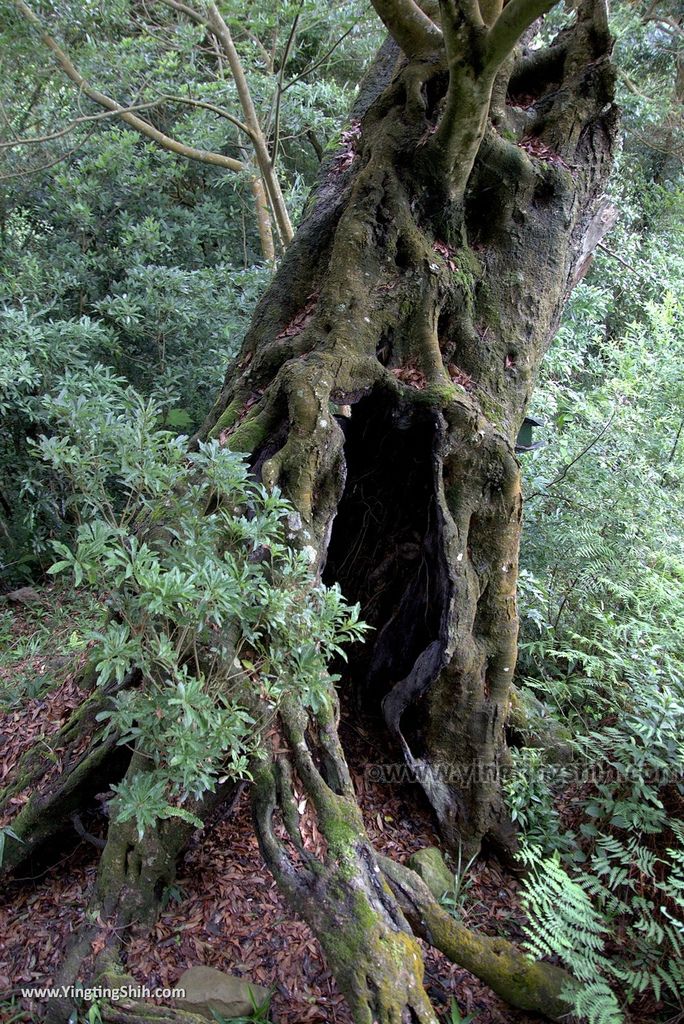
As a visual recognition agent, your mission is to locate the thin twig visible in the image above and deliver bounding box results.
[596,242,641,276]
[527,409,617,500]
[0,128,97,181]
[0,99,167,148]
[282,22,359,93]
[271,0,303,167]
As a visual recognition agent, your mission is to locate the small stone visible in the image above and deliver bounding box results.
[175,966,270,1021]
[4,587,41,605]
[408,847,453,899]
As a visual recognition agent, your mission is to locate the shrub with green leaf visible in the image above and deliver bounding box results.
[37,372,367,837]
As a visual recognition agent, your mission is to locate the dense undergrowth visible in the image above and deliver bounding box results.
[508,163,684,1024]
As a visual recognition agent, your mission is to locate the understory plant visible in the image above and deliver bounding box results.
[508,171,684,1021]
[37,370,366,836]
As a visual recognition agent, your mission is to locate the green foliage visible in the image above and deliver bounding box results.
[508,15,684,1016]
[0,0,380,581]
[210,986,273,1023]
[0,308,113,579]
[0,997,31,1024]
[0,825,23,869]
[437,844,478,920]
[0,585,103,711]
[503,748,576,858]
[37,373,367,836]
[508,30,684,1011]
[446,998,476,1024]
[518,849,623,1024]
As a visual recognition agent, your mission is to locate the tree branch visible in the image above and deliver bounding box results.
[0,99,169,149]
[370,0,443,57]
[271,1,303,167]
[527,409,617,501]
[164,95,254,139]
[202,1,294,244]
[486,0,558,68]
[281,22,359,93]
[154,0,206,26]
[13,0,247,174]
[0,129,97,181]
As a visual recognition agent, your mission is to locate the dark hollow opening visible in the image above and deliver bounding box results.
[323,391,446,729]
[3,743,131,881]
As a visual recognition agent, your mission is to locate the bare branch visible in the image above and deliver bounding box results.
[203,1,293,244]
[370,0,443,57]
[272,1,303,167]
[154,0,292,249]
[164,95,254,139]
[0,129,96,182]
[154,0,206,26]
[0,99,168,148]
[281,22,359,93]
[13,0,247,173]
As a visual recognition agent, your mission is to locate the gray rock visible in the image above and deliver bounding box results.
[509,687,574,763]
[407,846,453,899]
[4,586,41,605]
[175,965,270,1021]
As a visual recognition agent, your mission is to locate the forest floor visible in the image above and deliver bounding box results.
[0,590,540,1024]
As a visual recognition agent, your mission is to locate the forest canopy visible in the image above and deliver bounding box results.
[0,1,683,1024]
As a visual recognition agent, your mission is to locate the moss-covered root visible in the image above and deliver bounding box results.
[252,696,439,1024]
[96,975,209,1024]
[380,855,577,1020]
[0,730,120,877]
[316,896,438,1024]
[45,964,207,1024]
[100,1005,206,1024]
[46,759,231,1024]
[100,1004,206,1024]
[254,766,438,1024]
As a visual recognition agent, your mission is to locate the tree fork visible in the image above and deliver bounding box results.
[252,691,439,1024]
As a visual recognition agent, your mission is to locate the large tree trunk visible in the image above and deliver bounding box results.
[6,3,618,1022]
[201,0,617,852]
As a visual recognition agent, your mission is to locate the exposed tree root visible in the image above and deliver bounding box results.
[380,855,577,1020]
[0,680,131,876]
[5,8,620,1024]
[252,692,439,1024]
[44,755,237,1024]
[93,994,207,1024]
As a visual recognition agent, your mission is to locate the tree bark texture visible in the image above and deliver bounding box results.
[201,0,617,852]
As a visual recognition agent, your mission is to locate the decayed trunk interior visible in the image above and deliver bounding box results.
[2,2,620,1021]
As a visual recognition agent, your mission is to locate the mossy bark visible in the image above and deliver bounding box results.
[201,0,616,855]
[380,855,577,1019]
[199,4,617,1016]
[252,692,438,1024]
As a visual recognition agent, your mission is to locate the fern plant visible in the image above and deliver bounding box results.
[519,849,623,1024]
